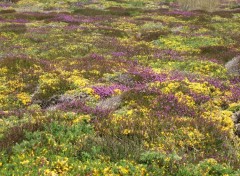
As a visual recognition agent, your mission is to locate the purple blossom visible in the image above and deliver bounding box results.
[0,3,11,8]
[154,49,183,61]
[93,84,128,98]
[54,14,81,23]
[112,52,126,57]
[10,19,29,23]
[90,53,105,60]
[205,78,228,91]
[230,76,240,85]
[229,86,240,102]
[189,91,211,104]
[154,92,196,117]
[59,100,111,118]
[82,18,96,23]
[128,67,168,83]
[52,14,99,23]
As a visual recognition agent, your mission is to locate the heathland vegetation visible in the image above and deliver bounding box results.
[0,0,240,175]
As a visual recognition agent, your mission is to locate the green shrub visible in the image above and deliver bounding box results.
[139,151,182,175]
[177,158,240,176]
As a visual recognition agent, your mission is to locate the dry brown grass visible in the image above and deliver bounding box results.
[177,0,221,11]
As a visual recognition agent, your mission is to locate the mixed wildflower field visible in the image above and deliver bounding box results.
[0,0,240,175]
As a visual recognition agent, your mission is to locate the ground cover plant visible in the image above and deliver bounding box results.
[0,0,240,175]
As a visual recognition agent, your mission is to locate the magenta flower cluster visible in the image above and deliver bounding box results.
[93,84,128,98]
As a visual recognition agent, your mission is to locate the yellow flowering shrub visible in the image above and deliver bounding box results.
[202,110,234,132]
[38,72,69,99]
[52,157,71,174]
[68,75,89,88]
[161,81,181,94]
[187,82,216,95]
[178,127,205,148]
[113,89,122,95]
[113,21,139,33]
[39,73,61,91]
[154,35,224,54]
[17,92,31,105]
[175,91,195,108]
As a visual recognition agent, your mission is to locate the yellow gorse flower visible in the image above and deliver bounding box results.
[17,92,31,105]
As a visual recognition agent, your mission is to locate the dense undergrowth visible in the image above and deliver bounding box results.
[0,0,240,175]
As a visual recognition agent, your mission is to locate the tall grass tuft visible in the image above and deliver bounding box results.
[177,0,220,12]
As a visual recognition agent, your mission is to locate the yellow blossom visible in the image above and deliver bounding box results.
[17,92,31,105]
[20,160,30,165]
